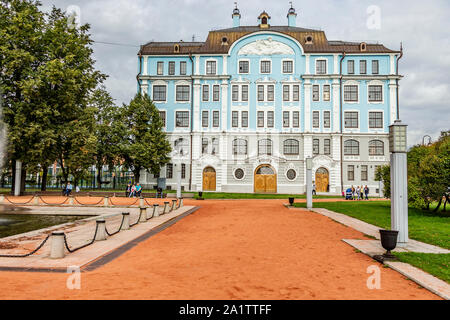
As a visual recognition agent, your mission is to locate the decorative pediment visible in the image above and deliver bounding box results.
[238,37,294,56]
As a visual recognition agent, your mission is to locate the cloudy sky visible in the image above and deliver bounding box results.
[40,0,450,146]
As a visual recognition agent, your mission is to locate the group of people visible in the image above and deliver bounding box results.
[345,185,370,200]
[125,183,142,198]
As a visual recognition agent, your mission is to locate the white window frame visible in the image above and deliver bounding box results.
[343,80,360,104]
[152,82,168,103]
[260,59,272,74]
[205,59,218,75]
[202,84,210,102]
[282,59,294,74]
[312,84,320,102]
[158,110,167,129]
[175,83,191,103]
[368,110,384,130]
[343,110,360,130]
[315,58,328,75]
[367,80,384,104]
[201,110,209,128]
[238,59,250,74]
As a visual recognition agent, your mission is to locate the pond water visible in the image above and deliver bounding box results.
[0,209,90,238]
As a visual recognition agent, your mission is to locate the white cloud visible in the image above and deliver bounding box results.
[39,0,450,146]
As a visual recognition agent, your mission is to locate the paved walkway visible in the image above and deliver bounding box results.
[0,200,440,299]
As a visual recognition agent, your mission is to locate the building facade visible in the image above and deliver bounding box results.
[137,6,402,194]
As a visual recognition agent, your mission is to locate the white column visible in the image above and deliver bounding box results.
[389,54,396,75]
[176,163,182,198]
[305,54,310,75]
[142,56,148,76]
[306,168,313,209]
[332,81,340,132]
[141,81,149,95]
[195,55,200,75]
[222,55,228,75]
[333,54,338,74]
[221,81,228,130]
[193,81,201,131]
[332,135,342,193]
[304,81,311,132]
[14,160,22,196]
[389,80,397,124]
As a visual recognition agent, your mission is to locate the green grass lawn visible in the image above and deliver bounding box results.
[293,201,450,249]
[394,253,450,284]
[196,192,342,200]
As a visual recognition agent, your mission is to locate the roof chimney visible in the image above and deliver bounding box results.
[287,2,297,27]
[232,3,241,28]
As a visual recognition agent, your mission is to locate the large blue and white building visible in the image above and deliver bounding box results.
[137,6,402,194]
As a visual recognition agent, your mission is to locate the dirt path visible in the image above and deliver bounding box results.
[0,199,439,300]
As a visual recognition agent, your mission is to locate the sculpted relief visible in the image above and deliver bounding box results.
[238,37,295,56]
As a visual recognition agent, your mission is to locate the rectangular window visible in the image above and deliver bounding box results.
[213,111,219,127]
[348,165,355,181]
[267,85,274,101]
[323,85,330,101]
[213,85,220,101]
[360,60,367,74]
[293,85,300,101]
[313,85,320,101]
[232,85,239,102]
[168,61,175,75]
[368,85,383,102]
[180,61,187,75]
[166,164,173,179]
[153,85,166,101]
[372,60,379,74]
[324,111,331,128]
[260,60,271,73]
[257,85,264,101]
[267,111,274,128]
[348,60,354,74]
[344,112,359,128]
[181,164,186,179]
[176,85,190,101]
[159,111,166,127]
[232,111,239,128]
[202,85,209,101]
[313,139,320,155]
[316,60,327,74]
[206,61,216,75]
[241,85,248,102]
[313,111,320,128]
[283,111,290,128]
[175,111,189,127]
[369,112,383,128]
[202,138,208,154]
[344,85,358,102]
[257,111,264,127]
[239,61,249,73]
[283,85,290,102]
[157,61,164,75]
[293,111,300,128]
[361,165,368,181]
[324,139,331,155]
[241,111,248,127]
[283,60,293,73]
[202,111,209,128]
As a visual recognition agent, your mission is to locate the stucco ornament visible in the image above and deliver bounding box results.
[238,37,294,56]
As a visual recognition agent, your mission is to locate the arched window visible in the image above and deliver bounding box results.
[258,139,273,156]
[344,139,360,155]
[283,139,299,155]
[233,139,247,155]
[369,140,384,156]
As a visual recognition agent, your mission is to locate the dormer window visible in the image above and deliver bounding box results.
[221,36,229,46]
[258,11,271,29]
[174,44,180,53]
[360,42,367,52]
[305,35,313,44]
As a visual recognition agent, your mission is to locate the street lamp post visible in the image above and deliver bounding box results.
[306,157,313,210]
[175,163,182,199]
[389,120,408,246]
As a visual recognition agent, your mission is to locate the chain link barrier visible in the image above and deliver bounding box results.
[109,197,140,206]
[3,196,35,205]
[73,197,104,206]
[104,214,126,237]
[39,196,70,206]
[63,225,98,253]
[0,234,51,258]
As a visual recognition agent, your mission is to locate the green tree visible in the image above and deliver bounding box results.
[91,86,123,189]
[375,164,390,198]
[120,93,171,183]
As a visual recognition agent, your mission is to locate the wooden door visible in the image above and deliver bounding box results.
[315,168,329,192]
[203,167,216,191]
[254,165,277,193]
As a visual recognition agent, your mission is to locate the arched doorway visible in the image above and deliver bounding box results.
[203,167,216,191]
[254,165,277,193]
[315,167,329,193]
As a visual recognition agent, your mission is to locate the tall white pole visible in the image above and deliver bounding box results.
[306,158,313,209]
[14,160,22,196]
[176,163,182,199]
[391,152,408,245]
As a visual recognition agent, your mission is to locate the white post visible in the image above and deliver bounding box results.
[95,219,107,241]
[153,204,160,217]
[121,212,130,230]
[50,232,65,259]
[139,207,147,222]
[139,196,145,208]
[14,160,22,196]
[103,196,109,207]
[306,158,313,210]
[178,197,183,209]
[171,199,177,211]
[389,120,408,246]
[33,195,39,206]
[163,202,169,214]
[176,163,182,199]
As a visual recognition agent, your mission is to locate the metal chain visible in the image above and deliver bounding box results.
[105,215,125,237]
[38,196,69,206]
[63,225,98,253]
[0,234,51,258]
[73,197,104,206]
[3,196,35,205]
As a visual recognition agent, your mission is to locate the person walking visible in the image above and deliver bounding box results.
[356,186,361,200]
[125,183,131,197]
[364,185,369,200]
[312,182,317,196]
[351,186,355,200]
